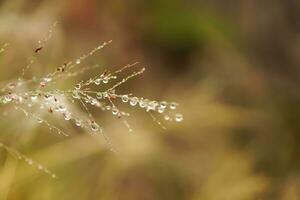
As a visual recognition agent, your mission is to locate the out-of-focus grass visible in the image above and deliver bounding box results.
[0,0,300,200]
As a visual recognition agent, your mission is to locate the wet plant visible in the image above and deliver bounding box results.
[0,24,183,178]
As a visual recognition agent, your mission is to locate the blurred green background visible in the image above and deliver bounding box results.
[0,0,300,199]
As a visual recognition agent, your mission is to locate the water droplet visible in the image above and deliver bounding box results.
[94,78,101,85]
[170,102,177,110]
[112,107,119,115]
[91,121,99,132]
[58,105,67,112]
[1,98,7,104]
[4,95,12,102]
[175,114,183,122]
[30,95,38,102]
[75,84,81,90]
[158,107,165,113]
[27,159,33,165]
[75,119,82,127]
[96,92,102,99]
[160,101,167,109]
[72,91,81,99]
[63,112,71,121]
[164,115,170,121]
[130,97,138,106]
[37,118,43,123]
[44,76,52,82]
[139,99,146,108]
[102,77,109,84]
[121,95,129,103]
[76,59,81,64]
[91,98,98,106]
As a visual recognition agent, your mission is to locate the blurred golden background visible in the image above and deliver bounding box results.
[0,0,300,199]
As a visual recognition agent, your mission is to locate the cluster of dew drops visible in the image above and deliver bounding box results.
[71,67,184,124]
[0,142,57,179]
[0,66,183,138]
[0,40,183,135]
[0,28,184,178]
[0,88,102,135]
